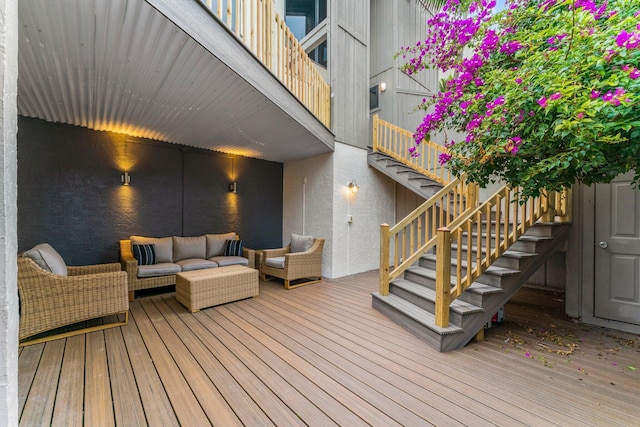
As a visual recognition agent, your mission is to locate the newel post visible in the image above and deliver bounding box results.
[559,188,573,223]
[541,190,556,223]
[380,223,390,296]
[372,114,379,152]
[435,227,452,327]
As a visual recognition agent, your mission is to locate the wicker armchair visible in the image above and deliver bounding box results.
[18,256,129,346]
[260,237,324,289]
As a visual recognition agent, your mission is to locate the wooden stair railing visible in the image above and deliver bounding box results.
[372,114,452,185]
[434,186,573,327]
[380,177,479,296]
[200,0,330,128]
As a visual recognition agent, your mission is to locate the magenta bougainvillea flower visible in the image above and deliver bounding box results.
[397,0,640,198]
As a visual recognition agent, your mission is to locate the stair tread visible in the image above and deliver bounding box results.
[406,266,504,293]
[424,249,536,260]
[420,254,520,276]
[372,292,463,335]
[391,279,484,315]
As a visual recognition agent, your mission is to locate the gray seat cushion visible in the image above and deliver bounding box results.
[23,243,68,276]
[265,256,285,269]
[131,236,173,263]
[176,258,219,272]
[137,262,181,278]
[173,235,206,262]
[291,233,314,253]
[209,256,249,267]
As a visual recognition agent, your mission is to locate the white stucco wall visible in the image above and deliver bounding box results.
[283,142,395,279]
[332,143,395,277]
[283,152,335,276]
[0,0,19,424]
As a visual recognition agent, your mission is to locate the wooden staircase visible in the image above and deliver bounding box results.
[369,116,572,352]
[372,222,570,351]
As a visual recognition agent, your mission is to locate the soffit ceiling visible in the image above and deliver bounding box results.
[17,0,334,162]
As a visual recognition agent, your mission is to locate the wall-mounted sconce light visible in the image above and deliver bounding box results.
[379,82,387,92]
[229,181,237,193]
[121,171,131,186]
[348,179,360,194]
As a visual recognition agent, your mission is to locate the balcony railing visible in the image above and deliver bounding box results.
[201,0,331,128]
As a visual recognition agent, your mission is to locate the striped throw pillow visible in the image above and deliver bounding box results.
[133,244,156,265]
[223,239,243,257]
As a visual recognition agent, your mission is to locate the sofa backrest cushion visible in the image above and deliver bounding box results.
[291,233,314,253]
[173,235,206,261]
[23,243,68,276]
[206,232,237,258]
[131,236,173,263]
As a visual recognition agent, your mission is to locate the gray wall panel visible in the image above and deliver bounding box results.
[17,117,282,265]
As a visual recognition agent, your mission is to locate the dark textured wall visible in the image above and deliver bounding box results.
[17,117,283,265]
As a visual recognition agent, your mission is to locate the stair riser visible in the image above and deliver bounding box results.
[509,240,539,252]
[372,297,450,352]
[404,270,436,290]
[469,223,555,237]
[418,258,512,288]
[389,284,465,328]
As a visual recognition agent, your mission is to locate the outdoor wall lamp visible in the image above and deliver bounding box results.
[379,82,387,92]
[121,171,131,186]
[348,179,359,194]
[229,181,237,193]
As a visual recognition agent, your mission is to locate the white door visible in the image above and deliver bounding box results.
[594,172,640,325]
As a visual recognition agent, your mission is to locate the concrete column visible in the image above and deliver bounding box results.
[0,0,19,425]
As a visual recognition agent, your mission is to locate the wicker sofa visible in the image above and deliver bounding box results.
[120,232,255,300]
[18,244,129,346]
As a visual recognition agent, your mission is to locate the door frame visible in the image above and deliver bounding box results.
[566,184,640,334]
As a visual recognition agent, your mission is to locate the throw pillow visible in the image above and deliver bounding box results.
[291,233,314,253]
[23,243,68,276]
[224,239,243,257]
[133,244,156,265]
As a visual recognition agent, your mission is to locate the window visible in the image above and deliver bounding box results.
[285,0,327,40]
[308,40,327,67]
[370,85,379,110]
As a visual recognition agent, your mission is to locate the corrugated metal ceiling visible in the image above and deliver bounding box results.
[17,0,334,162]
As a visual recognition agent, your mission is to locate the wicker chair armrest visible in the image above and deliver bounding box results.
[283,239,324,265]
[242,247,256,269]
[119,240,139,284]
[262,245,291,260]
[68,262,121,276]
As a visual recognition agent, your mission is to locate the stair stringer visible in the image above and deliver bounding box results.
[367,151,443,199]
[439,223,571,351]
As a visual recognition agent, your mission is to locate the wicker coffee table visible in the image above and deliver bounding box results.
[176,265,259,312]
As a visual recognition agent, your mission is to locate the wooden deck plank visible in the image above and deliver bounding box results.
[104,323,147,427]
[222,301,441,427]
[120,306,180,426]
[19,339,65,427]
[259,282,598,426]
[258,283,552,426]
[137,298,245,426]
[17,343,44,417]
[51,335,85,427]
[18,272,640,426]
[202,305,377,426]
[128,302,212,426]
[156,295,306,427]
[84,331,115,427]
[245,290,528,426]
[160,296,338,426]
[213,304,406,426]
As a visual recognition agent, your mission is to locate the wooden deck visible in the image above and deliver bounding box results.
[19,270,640,426]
